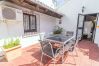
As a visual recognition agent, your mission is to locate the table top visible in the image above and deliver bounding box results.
[45,35,75,50]
[46,35,72,43]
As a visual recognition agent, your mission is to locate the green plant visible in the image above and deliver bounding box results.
[53,26,63,34]
[3,38,20,49]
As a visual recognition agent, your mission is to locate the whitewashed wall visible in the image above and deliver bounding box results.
[56,0,84,35]
[57,0,99,46]
[0,1,57,48]
[38,12,56,33]
[84,0,99,14]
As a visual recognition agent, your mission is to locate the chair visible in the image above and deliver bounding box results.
[39,32,53,41]
[0,47,7,61]
[68,38,79,58]
[39,40,62,66]
[39,33,45,41]
[66,31,74,36]
[63,35,76,51]
[70,39,79,64]
[61,36,76,63]
[64,38,79,65]
[63,36,79,55]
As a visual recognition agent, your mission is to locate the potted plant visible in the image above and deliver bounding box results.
[53,26,63,35]
[3,38,21,61]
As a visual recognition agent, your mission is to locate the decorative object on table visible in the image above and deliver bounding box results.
[53,26,63,35]
[2,38,21,61]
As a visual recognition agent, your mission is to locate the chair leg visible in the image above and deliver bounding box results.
[71,52,76,65]
[62,54,64,64]
[40,53,43,66]
[53,59,56,66]
[74,48,78,57]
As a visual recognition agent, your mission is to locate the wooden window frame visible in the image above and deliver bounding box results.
[23,13,37,33]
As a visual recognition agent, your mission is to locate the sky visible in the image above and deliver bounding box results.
[55,0,65,7]
[31,0,66,9]
[37,0,55,9]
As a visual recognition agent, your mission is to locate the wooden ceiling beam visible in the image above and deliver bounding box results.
[7,0,62,18]
[18,0,24,3]
[24,0,62,18]
[36,5,39,11]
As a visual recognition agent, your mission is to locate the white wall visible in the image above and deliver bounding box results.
[57,0,99,46]
[38,12,56,33]
[0,1,57,48]
[0,5,24,39]
[84,0,99,14]
[57,0,84,35]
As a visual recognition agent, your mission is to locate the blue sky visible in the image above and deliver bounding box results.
[55,0,65,6]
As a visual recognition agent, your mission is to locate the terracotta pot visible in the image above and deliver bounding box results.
[3,45,21,61]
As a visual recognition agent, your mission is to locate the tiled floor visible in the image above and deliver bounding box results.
[0,40,99,66]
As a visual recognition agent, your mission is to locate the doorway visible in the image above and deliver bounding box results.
[76,13,98,42]
[82,14,97,41]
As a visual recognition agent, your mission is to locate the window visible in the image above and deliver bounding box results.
[23,13,37,33]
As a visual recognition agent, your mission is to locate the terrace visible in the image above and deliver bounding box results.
[0,40,99,66]
[0,0,99,66]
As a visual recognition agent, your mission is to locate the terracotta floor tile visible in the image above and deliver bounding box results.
[0,40,99,66]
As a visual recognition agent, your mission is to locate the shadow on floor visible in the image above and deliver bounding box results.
[19,40,99,66]
[78,40,99,62]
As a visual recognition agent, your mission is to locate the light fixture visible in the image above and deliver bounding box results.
[59,19,62,24]
[82,6,85,13]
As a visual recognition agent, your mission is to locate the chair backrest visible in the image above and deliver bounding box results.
[64,35,75,44]
[63,36,76,51]
[68,38,79,52]
[39,33,45,41]
[39,40,54,58]
[39,32,54,41]
[74,38,79,47]
[66,31,74,36]
[0,47,6,60]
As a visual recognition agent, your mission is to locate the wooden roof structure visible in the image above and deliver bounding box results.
[6,0,63,18]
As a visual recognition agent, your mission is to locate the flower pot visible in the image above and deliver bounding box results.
[3,45,21,61]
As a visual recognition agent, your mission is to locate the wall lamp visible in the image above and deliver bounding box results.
[82,6,85,13]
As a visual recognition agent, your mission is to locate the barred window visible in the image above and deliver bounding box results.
[23,13,37,33]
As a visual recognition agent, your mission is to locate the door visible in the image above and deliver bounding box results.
[94,13,99,44]
[76,14,84,40]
